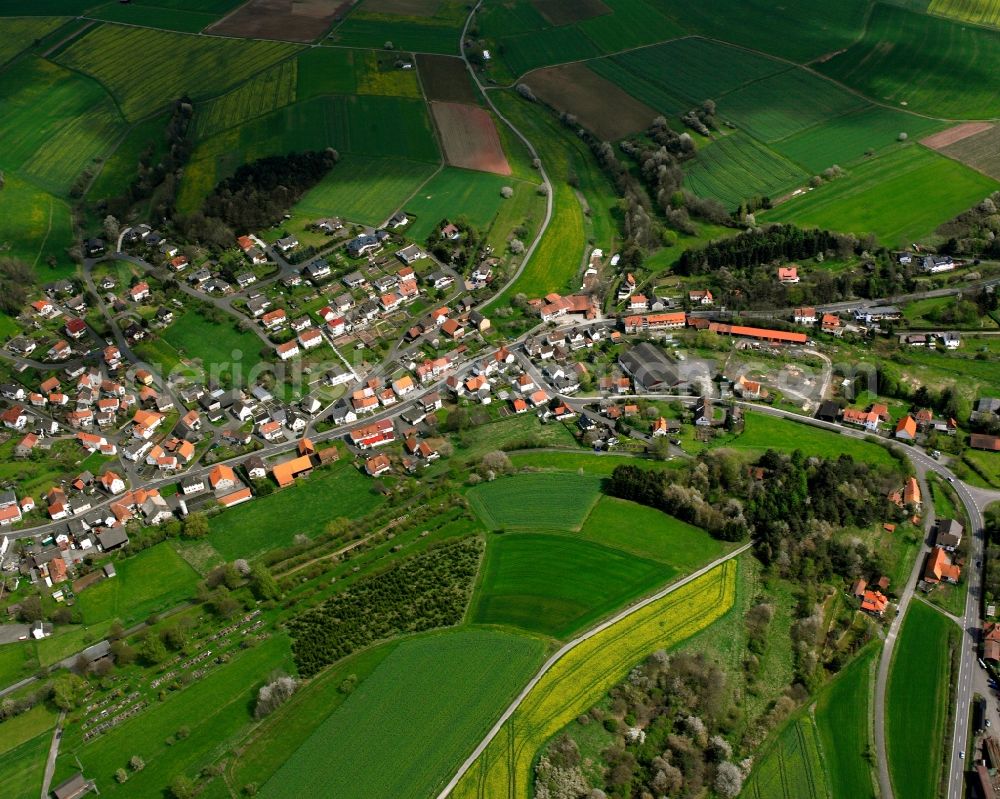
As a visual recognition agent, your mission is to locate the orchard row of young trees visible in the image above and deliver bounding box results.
[288,536,482,676]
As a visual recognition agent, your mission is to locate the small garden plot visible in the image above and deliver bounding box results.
[472,533,671,637]
[467,472,602,531]
[431,101,512,175]
[259,629,543,799]
[74,543,200,626]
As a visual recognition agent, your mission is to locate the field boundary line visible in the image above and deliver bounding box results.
[436,543,751,798]
[40,18,97,60]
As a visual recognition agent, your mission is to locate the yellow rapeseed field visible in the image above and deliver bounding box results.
[450,559,739,799]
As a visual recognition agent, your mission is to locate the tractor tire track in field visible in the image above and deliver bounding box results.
[436,543,751,798]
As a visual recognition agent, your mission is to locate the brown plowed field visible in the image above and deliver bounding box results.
[532,0,610,26]
[431,101,511,175]
[921,122,994,150]
[940,124,1000,180]
[364,0,440,14]
[418,53,479,104]
[207,0,347,43]
[523,62,658,141]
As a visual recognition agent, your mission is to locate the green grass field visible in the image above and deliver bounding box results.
[62,634,294,798]
[773,106,945,173]
[296,46,359,99]
[467,472,602,531]
[765,145,997,247]
[600,38,785,110]
[652,0,870,62]
[577,495,728,568]
[88,112,170,200]
[0,15,68,64]
[0,733,50,799]
[0,175,74,272]
[718,412,900,469]
[194,59,297,139]
[886,600,956,799]
[56,23,301,121]
[159,309,266,374]
[0,57,126,194]
[718,68,866,143]
[575,0,685,52]
[180,95,439,213]
[486,91,598,301]
[818,3,1000,118]
[404,167,522,241]
[207,461,384,560]
[684,132,808,209]
[86,0,240,33]
[472,532,671,637]
[0,642,40,691]
[743,716,831,799]
[258,629,544,799]
[506,450,663,475]
[294,154,438,225]
[73,543,200,626]
[930,0,1000,27]
[815,647,877,798]
[329,18,461,53]
[451,559,738,799]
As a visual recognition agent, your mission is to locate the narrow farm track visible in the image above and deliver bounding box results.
[436,542,751,799]
[459,2,554,312]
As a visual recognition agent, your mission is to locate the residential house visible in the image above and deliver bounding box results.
[777,265,799,283]
[894,415,918,441]
[689,290,713,305]
[924,546,960,584]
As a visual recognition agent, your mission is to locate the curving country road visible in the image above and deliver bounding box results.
[459,2,554,313]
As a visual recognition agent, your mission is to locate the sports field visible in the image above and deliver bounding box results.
[73,543,200,626]
[294,155,438,225]
[818,3,1000,118]
[467,472,603,531]
[886,600,956,799]
[815,648,877,799]
[471,533,671,637]
[684,133,807,209]
[743,717,831,799]
[258,629,544,799]
[765,145,998,247]
[450,559,738,799]
[404,167,520,241]
[207,461,384,560]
